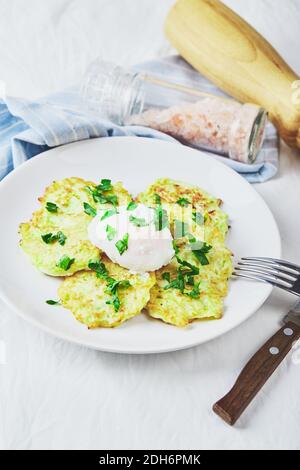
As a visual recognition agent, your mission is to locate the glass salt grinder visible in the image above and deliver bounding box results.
[81,59,267,164]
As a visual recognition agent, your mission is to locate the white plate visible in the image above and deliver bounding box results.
[0,137,281,354]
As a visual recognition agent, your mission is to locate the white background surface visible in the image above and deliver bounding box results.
[0,0,300,450]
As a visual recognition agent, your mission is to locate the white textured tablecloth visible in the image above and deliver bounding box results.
[1,0,300,450]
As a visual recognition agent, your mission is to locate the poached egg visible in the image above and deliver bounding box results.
[88,204,174,273]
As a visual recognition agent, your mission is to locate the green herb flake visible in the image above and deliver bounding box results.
[118,280,131,290]
[106,224,117,241]
[88,259,131,312]
[176,198,190,207]
[106,278,131,294]
[164,271,185,294]
[96,179,113,192]
[187,234,197,244]
[105,278,131,312]
[41,233,57,244]
[57,255,75,271]
[88,260,109,279]
[46,299,60,305]
[100,208,118,221]
[127,201,138,211]
[174,219,189,238]
[83,202,97,217]
[41,231,67,246]
[46,202,58,213]
[163,253,202,296]
[115,233,129,255]
[192,211,205,226]
[186,282,201,299]
[154,194,161,205]
[172,240,180,255]
[154,206,169,231]
[97,194,118,206]
[186,275,195,286]
[129,215,149,227]
[57,231,66,246]
[190,242,212,266]
[106,296,121,313]
[85,185,118,206]
[176,256,199,275]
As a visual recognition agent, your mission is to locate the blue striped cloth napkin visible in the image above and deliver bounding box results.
[0,56,279,183]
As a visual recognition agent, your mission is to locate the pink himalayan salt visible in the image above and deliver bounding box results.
[128,98,264,163]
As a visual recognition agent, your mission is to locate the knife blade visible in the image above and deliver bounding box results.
[214,302,300,425]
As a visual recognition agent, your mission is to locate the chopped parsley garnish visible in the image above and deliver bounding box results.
[105,280,131,312]
[164,271,185,294]
[192,211,205,226]
[85,185,118,206]
[154,194,161,204]
[88,260,108,278]
[162,272,171,283]
[172,240,180,255]
[41,231,66,246]
[100,208,118,221]
[115,233,129,255]
[57,231,67,246]
[129,215,149,227]
[46,299,60,305]
[176,256,199,275]
[106,224,117,241]
[41,233,57,244]
[189,241,212,266]
[46,202,58,213]
[127,201,138,211]
[106,296,120,313]
[163,256,201,299]
[57,255,75,271]
[186,282,201,299]
[97,194,118,206]
[88,259,131,312]
[83,202,97,217]
[106,278,131,294]
[154,205,169,231]
[96,179,113,192]
[174,220,189,238]
[187,234,197,244]
[186,275,195,286]
[153,193,169,231]
[176,198,190,207]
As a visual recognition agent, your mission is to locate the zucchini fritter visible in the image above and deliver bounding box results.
[19,177,131,276]
[58,259,156,328]
[137,178,233,327]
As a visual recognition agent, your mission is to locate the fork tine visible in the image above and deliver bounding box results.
[237,262,298,282]
[235,266,294,287]
[234,272,299,294]
[241,257,300,273]
[234,271,282,287]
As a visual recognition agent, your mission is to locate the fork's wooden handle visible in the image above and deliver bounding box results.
[213,321,300,425]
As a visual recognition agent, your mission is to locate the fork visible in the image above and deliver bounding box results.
[234,257,300,296]
[212,256,300,425]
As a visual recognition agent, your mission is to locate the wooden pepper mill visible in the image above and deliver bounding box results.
[165,0,300,149]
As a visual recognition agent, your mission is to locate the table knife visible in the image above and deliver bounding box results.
[213,300,300,425]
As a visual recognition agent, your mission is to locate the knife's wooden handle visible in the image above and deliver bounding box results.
[213,321,300,425]
[165,0,300,149]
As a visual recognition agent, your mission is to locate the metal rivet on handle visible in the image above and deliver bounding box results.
[269,347,279,355]
[284,328,293,336]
